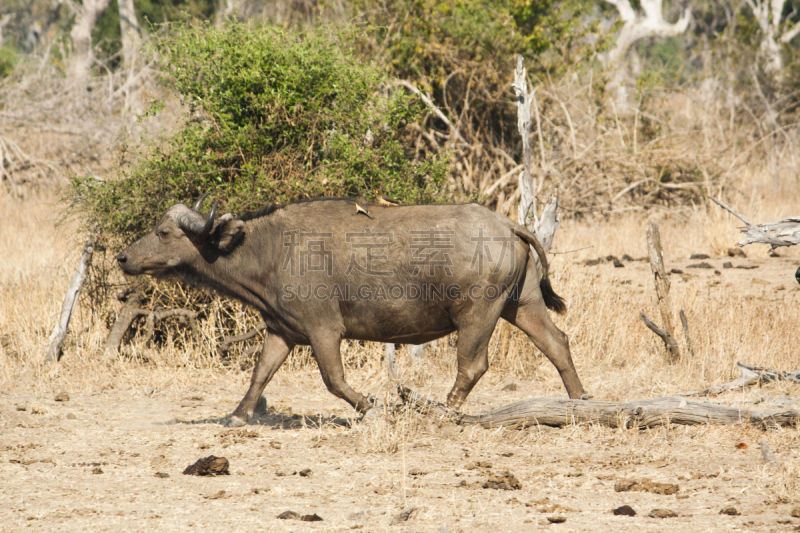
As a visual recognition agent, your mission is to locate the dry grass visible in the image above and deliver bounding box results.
[3,60,800,530]
[2,185,800,530]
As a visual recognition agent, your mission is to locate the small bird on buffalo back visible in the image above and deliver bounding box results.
[374,190,399,207]
[354,193,374,219]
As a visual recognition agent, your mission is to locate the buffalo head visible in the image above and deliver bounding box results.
[116,194,244,276]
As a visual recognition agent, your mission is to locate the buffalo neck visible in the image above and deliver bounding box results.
[188,220,279,312]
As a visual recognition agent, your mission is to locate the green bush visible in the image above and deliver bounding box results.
[0,43,19,78]
[71,22,449,243]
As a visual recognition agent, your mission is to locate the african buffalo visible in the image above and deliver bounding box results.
[117,196,587,425]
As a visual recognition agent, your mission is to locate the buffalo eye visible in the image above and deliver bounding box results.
[156,230,168,238]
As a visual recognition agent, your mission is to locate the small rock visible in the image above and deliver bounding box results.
[483,470,522,490]
[613,259,624,268]
[408,468,426,476]
[723,262,733,269]
[269,441,282,450]
[183,456,230,476]
[276,466,296,477]
[585,258,602,266]
[154,472,170,478]
[622,254,635,261]
[605,255,618,262]
[776,285,785,291]
[54,392,70,402]
[204,490,228,500]
[390,506,418,525]
[690,253,710,260]
[728,248,746,258]
[15,405,26,411]
[719,507,740,516]
[791,507,800,518]
[735,264,759,269]
[770,251,780,257]
[299,468,312,477]
[613,505,636,516]
[649,509,677,518]
[670,268,683,274]
[92,467,103,474]
[501,383,518,392]
[547,515,567,523]
[66,413,77,420]
[251,487,269,494]
[277,511,300,520]
[687,262,713,269]
[301,514,323,522]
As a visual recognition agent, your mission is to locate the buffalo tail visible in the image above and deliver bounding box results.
[512,227,567,314]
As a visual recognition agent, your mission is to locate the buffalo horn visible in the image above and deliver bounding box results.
[193,192,211,211]
[196,200,218,239]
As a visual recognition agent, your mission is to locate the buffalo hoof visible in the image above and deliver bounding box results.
[360,404,385,424]
[223,415,248,427]
[580,393,594,401]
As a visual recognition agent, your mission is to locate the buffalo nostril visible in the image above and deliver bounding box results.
[117,253,127,264]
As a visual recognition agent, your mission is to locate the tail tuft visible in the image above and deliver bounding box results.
[540,278,566,314]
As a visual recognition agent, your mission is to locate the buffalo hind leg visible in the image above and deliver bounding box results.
[310,335,372,414]
[229,331,294,426]
[445,321,497,410]
[503,299,586,399]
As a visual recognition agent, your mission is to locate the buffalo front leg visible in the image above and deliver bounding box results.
[445,324,496,410]
[228,331,294,426]
[310,335,372,414]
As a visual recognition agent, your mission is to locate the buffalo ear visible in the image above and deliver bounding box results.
[214,218,244,251]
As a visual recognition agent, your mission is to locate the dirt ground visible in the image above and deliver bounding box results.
[2,252,800,533]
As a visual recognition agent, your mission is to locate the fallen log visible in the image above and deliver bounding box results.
[398,386,799,430]
[677,362,800,397]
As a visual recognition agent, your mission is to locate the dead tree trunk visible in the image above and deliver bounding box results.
[512,55,559,253]
[44,240,93,363]
[67,0,112,92]
[644,223,680,362]
[118,0,141,112]
[710,197,800,249]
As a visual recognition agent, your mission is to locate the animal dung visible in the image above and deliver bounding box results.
[389,506,418,525]
[183,455,230,476]
[277,510,323,522]
[482,470,522,490]
[614,478,679,495]
[728,247,746,258]
[687,262,713,269]
[612,505,636,516]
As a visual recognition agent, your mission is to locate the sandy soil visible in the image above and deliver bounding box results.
[2,256,800,533]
